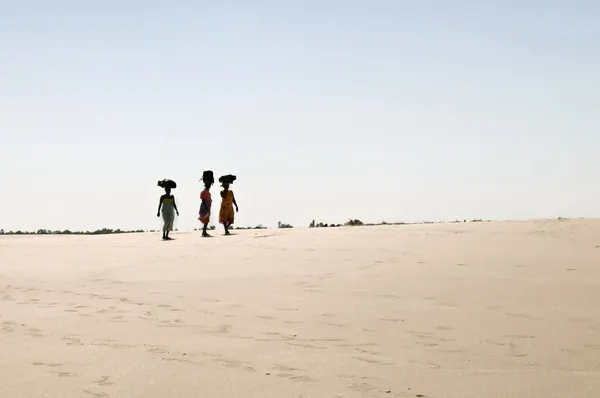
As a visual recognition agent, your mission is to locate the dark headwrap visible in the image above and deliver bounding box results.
[158,179,177,189]
[218,174,236,185]
[201,170,215,184]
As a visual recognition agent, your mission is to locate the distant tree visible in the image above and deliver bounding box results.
[309,220,315,228]
[277,221,293,229]
[345,219,364,227]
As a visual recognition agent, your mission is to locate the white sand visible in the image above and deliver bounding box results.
[1,219,600,397]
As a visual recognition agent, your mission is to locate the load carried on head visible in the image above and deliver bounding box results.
[218,174,236,185]
[158,179,177,189]
[201,170,215,185]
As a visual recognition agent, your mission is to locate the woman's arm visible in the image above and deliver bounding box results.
[173,196,179,216]
[233,194,239,212]
[157,196,163,216]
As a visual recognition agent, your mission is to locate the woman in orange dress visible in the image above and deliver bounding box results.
[218,175,238,236]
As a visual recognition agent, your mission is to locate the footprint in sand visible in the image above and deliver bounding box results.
[348,382,377,393]
[273,364,302,372]
[436,325,454,331]
[26,328,47,338]
[276,373,317,383]
[82,389,109,398]
[506,312,538,320]
[213,324,231,334]
[325,322,346,328]
[287,342,327,350]
[354,347,381,356]
[214,359,243,368]
[51,371,76,377]
[62,336,84,346]
[378,293,403,299]
[353,355,395,366]
[505,334,536,339]
[416,342,439,347]
[571,317,593,323]
[379,318,404,323]
[1,321,17,332]
[33,362,62,368]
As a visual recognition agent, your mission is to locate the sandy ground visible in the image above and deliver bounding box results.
[1,219,600,398]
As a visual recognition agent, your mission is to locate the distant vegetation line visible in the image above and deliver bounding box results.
[0,228,145,235]
[308,218,489,228]
[0,218,493,235]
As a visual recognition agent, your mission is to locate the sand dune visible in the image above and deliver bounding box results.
[1,219,600,397]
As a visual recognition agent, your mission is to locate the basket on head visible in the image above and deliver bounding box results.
[218,174,236,185]
[158,179,177,189]
[201,170,215,184]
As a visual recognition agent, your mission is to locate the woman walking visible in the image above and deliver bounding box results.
[157,180,179,240]
[198,170,214,237]
[218,175,238,236]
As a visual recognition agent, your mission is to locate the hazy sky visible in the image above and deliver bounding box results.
[1,1,599,232]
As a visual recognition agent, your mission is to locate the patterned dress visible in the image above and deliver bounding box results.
[198,189,212,224]
[219,190,235,225]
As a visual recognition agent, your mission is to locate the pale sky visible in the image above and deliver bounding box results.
[1,1,599,232]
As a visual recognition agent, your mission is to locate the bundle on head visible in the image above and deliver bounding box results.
[158,179,177,189]
[218,174,236,185]
[202,170,215,184]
